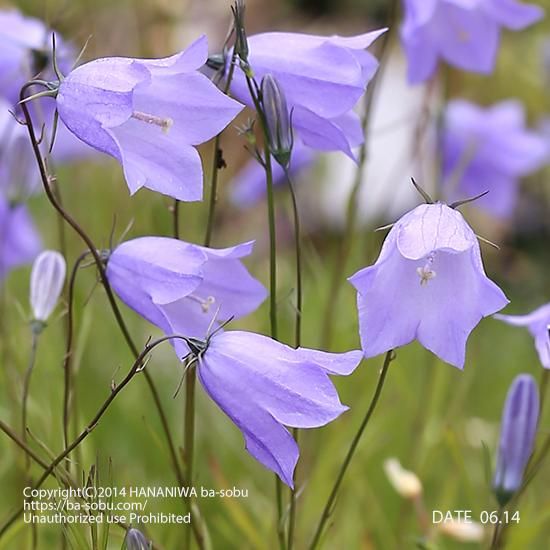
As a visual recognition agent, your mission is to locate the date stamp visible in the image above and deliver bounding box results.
[432,510,520,525]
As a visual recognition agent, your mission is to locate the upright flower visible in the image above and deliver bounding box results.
[495,303,550,369]
[349,202,508,368]
[192,330,362,486]
[30,250,66,325]
[0,195,41,280]
[229,29,386,159]
[493,374,539,505]
[442,100,547,218]
[56,36,243,201]
[401,0,544,84]
[106,237,267,358]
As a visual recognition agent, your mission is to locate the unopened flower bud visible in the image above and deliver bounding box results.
[383,458,422,499]
[261,74,293,168]
[124,527,150,549]
[493,374,539,506]
[439,520,485,542]
[232,0,249,66]
[30,250,66,325]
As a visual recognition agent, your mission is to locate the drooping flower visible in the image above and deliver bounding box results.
[106,237,267,357]
[401,0,544,84]
[495,303,550,369]
[124,527,150,550]
[30,250,66,324]
[56,36,243,201]
[193,330,362,486]
[442,100,548,218]
[229,29,386,159]
[230,142,315,208]
[0,195,41,280]
[349,202,509,368]
[493,374,539,505]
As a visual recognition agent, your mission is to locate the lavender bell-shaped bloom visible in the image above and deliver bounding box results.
[495,303,550,369]
[56,35,243,201]
[124,527,150,550]
[493,374,539,505]
[106,237,267,357]
[442,100,548,218]
[401,0,544,84]
[349,202,509,368]
[0,195,41,280]
[30,250,66,324]
[229,29,386,160]
[194,330,362,487]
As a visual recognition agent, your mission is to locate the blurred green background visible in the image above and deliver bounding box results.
[1,0,550,548]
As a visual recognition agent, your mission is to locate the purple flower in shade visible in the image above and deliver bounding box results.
[0,195,42,280]
[495,303,550,369]
[349,202,509,368]
[401,0,544,84]
[493,374,539,505]
[105,237,267,357]
[442,100,548,218]
[230,142,316,208]
[229,29,386,160]
[56,36,243,201]
[194,330,362,486]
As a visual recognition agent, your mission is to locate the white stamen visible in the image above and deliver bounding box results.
[131,111,173,133]
[187,294,216,313]
[417,254,436,286]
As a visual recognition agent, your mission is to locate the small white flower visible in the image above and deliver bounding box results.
[30,250,66,323]
[439,519,485,543]
[383,458,422,499]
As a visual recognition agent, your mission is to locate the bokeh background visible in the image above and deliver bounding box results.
[1,0,550,548]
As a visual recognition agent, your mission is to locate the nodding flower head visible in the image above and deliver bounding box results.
[124,527,150,550]
[55,35,243,202]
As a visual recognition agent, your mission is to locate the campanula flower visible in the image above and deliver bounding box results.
[56,36,243,201]
[229,29,386,159]
[194,330,362,486]
[0,195,41,280]
[442,100,548,218]
[495,303,550,369]
[30,250,66,324]
[401,0,544,84]
[124,527,150,550]
[349,202,508,368]
[493,374,539,505]
[230,143,315,208]
[106,237,267,357]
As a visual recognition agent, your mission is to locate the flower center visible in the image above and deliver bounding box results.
[417,253,436,286]
[131,111,173,133]
[187,294,216,313]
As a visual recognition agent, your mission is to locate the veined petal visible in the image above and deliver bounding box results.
[483,0,544,30]
[141,35,208,74]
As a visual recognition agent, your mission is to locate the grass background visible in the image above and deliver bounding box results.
[1,0,550,548]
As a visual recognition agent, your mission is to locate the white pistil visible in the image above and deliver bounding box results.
[417,254,436,286]
[131,111,173,133]
[187,294,216,313]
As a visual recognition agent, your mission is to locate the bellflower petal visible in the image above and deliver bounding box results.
[30,250,66,323]
[57,36,244,201]
[493,374,539,505]
[106,237,266,358]
[495,303,550,369]
[0,196,42,280]
[229,29,386,156]
[197,331,362,487]
[349,203,509,368]
[442,100,548,218]
[400,0,544,83]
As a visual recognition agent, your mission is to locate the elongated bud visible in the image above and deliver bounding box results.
[231,0,249,66]
[383,458,422,499]
[493,374,539,506]
[30,250,66,326]
[124,527,150,549]
[261,74,293,168]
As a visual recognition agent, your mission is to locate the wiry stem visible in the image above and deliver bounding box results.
[308,350,394,549]
[21,331,39,470]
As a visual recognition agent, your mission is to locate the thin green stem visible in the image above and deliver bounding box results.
[183,366,197,550]
[308,350,394,549]
[490,507,504,549]
[173,199,180,239]
[21,331,39,470]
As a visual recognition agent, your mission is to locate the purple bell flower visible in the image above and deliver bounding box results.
[442,100,548,218]
[124,527,150,550]
[30,250,66,324]
[195,330,362,486]
[349,202,509,368]
[229,29,386,160]
[493,374,539,505]
[401,0,544,84]
[495,303,550,369]
[0,195,42,280]
[56,36,243,201]
[105,237,267,358]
